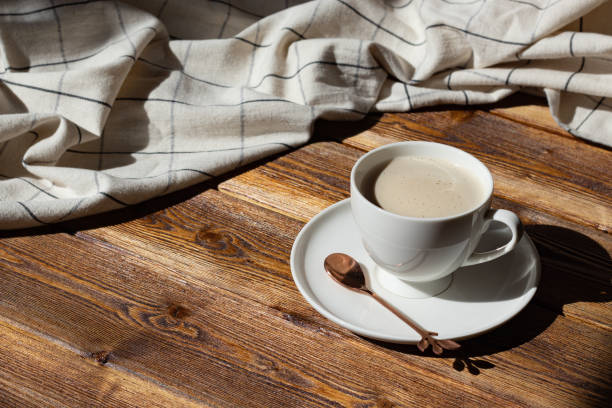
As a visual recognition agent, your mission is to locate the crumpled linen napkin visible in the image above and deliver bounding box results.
[1,0,610,229]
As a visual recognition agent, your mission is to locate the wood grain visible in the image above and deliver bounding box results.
[219,141,355,222]
[219,141,611,329]
[486,93,572,139]
[0,226,506,407]
[1,192,610,407]
[0,318,203,408]
[334,111,611,232]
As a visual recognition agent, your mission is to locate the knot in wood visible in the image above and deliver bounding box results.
[167,304,190,319]
[195,225,230,250]
[194,225,245,257]
[91,351,110,365]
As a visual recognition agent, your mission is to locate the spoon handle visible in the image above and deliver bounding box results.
[370,292,461,354]
[369,292,431,339]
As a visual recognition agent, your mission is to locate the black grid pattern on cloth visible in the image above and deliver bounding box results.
[0,0,609,228]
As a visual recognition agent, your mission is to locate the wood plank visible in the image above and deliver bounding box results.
[75,189,610,407]
[0,228,336,407]
[0,207,610,407]
[219,141,356,222]
[490,104,569,138]
[218,141,612,329]
[0,318,203,408]
[329,111,611,233]
[0,225,510,408]
[493,196,612,330]
[485,93,572,139]
[218,140,611,272]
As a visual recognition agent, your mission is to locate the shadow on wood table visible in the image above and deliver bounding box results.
[368,224,611,375]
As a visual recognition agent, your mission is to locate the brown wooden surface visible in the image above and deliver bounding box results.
[1,94,611,407]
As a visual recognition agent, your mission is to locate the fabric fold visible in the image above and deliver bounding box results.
[0,0,610,229]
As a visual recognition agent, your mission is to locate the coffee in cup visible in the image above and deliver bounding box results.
[364,155,487,218]
[350,141,523,298]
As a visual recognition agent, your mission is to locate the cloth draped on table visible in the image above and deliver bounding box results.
[1,0,611,229]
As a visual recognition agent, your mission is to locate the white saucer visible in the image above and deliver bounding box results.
[290,199,540,343]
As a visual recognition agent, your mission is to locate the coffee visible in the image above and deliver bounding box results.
[366,155,486,218]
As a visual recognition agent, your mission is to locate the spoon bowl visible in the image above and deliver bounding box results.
[323,253,366,292]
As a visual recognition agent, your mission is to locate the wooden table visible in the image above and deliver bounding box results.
[1,94,610,407]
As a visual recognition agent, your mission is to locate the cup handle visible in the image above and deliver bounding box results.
[462,209,524,267]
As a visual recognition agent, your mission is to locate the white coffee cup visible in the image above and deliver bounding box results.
[350,141,523,297]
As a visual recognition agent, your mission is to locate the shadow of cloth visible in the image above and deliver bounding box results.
[365,224,611,375]
[0,141,295,239]
[312,113,383,143]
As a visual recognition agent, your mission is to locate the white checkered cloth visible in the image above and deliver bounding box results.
[1,0,610,229]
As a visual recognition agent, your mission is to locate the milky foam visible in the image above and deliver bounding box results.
[370,156,486,218]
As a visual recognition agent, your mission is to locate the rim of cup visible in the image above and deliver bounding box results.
[350,141,494,223]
